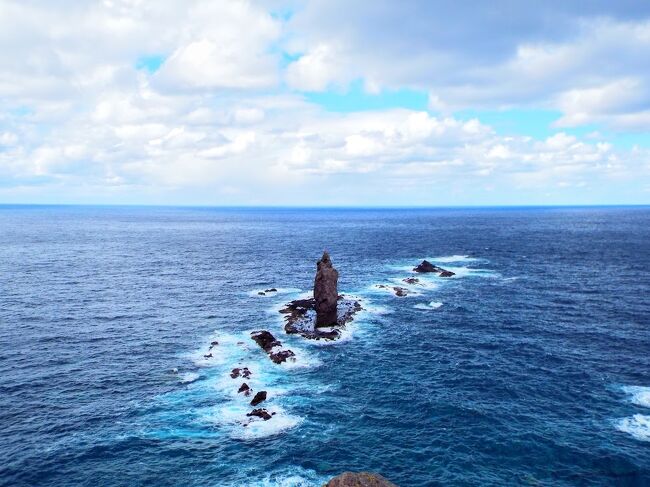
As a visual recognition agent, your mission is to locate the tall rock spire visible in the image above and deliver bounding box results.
[314,251,339,327]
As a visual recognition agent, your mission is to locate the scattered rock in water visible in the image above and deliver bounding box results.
[258,291,266,296]
[325,472,398,487]
[250,390,267,406]
[314,251,339,327]
[246,408,273,421]
[238,383,251,396]
[264,288,277,293]
[203,353,213,359]
[413,259,455,277]
[403,277,420,285]
[230,367,252,379]
[250,330,281,352]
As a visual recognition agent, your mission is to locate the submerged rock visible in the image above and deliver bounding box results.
[392,286,408,297]
[314,251,339,327]
[413,260,455,277]
[324,472,398,487]
[264,288,278,293]
[403,277,420,285]
[246,408,273,421]
[250,390,267,406]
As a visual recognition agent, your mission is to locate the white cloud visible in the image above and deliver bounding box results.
[0,0,648,205]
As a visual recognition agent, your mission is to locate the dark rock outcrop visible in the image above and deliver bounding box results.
[238,383,251,395]
[314,251,339,327]
[413,260,455,277]
[250,390,267,406]
[265,288,277,293]
[324,472,398,487]
[247,408,273,421]
[403,277,419,285]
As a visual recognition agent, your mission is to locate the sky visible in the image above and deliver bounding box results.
[0,0,649,206]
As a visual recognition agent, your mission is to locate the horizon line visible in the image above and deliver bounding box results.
[1,203,649,210]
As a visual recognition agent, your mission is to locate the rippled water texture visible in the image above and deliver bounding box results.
[1,206,649,486]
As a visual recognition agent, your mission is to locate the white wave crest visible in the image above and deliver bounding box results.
[208,403,303,440]
[430,254,480,263]
[616,414,650,442]
[414,301,443,310]
[622,386,650,408]
[179,372,201,383]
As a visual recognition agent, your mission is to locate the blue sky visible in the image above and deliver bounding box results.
[0,0,648,206]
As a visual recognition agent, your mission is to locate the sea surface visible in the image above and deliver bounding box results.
[1,206,649,486]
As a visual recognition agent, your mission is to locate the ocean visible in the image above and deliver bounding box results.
[1,206,649,486]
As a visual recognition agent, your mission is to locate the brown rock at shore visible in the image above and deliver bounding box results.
[324,472,398,487]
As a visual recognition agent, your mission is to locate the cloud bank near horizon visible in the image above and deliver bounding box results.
[0,0,649,205]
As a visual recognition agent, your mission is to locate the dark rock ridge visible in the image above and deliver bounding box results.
[324,472,398,487]
[246,408,274,421]
[413,259,455,277]
[250,390,267,406]
[250,330,296,364]
[314,251,339,327]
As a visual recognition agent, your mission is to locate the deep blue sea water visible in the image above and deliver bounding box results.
[1,206,649,486]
